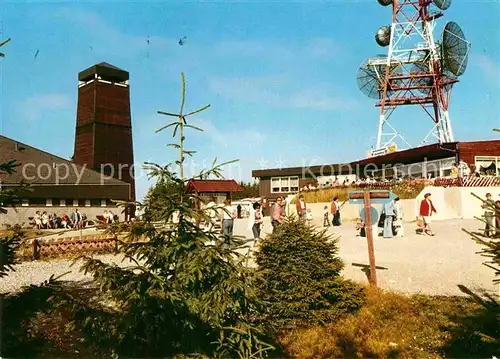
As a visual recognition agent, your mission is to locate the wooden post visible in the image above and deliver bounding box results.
[32,239,39,260]
[363,192,377,287]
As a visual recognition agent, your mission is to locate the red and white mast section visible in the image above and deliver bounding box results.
[357,0,471,152]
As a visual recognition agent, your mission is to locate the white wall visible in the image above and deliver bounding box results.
[300,186,500,223]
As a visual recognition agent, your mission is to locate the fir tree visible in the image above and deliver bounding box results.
[255,218,364,327]
[56,73,275,358]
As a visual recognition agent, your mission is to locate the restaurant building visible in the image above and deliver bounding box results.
[252,140,500,200]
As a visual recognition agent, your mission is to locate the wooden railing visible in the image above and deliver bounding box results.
[18,234,118,260]
[431,176,500,187]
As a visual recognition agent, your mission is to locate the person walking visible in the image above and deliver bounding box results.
[331,197,341,226]
[221,199,236,237]
[248,202,263,241]
[419,193,437,236]
[296,194,307,221]
[271,197,284,234]
[382,198,397,238]
[482,193,496,237]
[394,197,404,237]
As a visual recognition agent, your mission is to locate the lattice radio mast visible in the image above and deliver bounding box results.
[357,0,471,154]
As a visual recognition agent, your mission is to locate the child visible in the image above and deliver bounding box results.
[356,220,366,237]
[323,205,330,227]
[306,208,313,223]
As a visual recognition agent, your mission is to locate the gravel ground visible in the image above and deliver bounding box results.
[1,217,496,297]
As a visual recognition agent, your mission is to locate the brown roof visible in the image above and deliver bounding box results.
[186,179,244,193]
[252,163,354,178]
[78,62,129,82]
[353,142,459,166]
[0,135,128,186]
[252,140,500,178]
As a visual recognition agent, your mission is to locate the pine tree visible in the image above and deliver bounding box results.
[56,73,275,358]
[255,218,364,327]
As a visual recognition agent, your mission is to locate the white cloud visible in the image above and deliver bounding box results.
[475,54,500,82]
[213,40,293,59]
[306,38,340,60]
[190,118,266,149]
[53,8,174,57]
[208,75,358,110]
[19,93,72,121]
[208,75,288,106]
[289,89,358,110]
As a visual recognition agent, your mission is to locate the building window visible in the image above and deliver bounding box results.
[46,199,53,207]
[475,156,499,176]
[78,199,86,207]
[90,199,102,207]
[29,198,46,206]
[271,176,300,193]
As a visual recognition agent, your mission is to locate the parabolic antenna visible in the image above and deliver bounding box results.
[433,0,452,10]
[357,56,400,99]
[442,21,469,76]
[375,26,391,47]
[377,0,393,6]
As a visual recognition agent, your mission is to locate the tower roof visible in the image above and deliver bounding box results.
[78,62,129,82]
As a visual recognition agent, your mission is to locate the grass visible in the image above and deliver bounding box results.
[279,287,499,358]
[300,181,426,203]
[2,284,498,358]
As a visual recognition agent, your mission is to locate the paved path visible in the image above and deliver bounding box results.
[1,218,496,297]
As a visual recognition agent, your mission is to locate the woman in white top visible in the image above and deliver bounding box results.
[221,199,236,236]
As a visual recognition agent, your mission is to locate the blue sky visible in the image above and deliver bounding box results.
[1,0,499,201]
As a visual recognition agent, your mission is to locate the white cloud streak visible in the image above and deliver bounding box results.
[19,93,72,121]
[208,75,358,110]
[474,54,500,82]
[53,8,175,57]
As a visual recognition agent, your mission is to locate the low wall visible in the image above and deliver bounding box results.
[0,206,124,228]
[300,186,500,222]
[303,200,416,223]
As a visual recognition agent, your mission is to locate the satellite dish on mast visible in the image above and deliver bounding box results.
[356,56,400,99]
[441,21,470,77]
[433,0,452,10]
[375,26,391,47]
[377,0,393,6]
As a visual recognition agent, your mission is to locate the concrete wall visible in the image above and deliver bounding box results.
[300,201,416,223]
[298,186,500,223]
[0,205,124,227]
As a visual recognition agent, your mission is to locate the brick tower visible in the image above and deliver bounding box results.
[73,62,135,201]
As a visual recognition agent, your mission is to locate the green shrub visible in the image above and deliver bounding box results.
[255,218,364,327]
